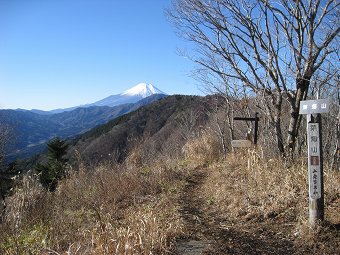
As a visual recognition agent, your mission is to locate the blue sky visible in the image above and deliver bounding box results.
[0,0,201,110]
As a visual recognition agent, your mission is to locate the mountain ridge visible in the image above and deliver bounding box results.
[67,95,212,165]
[1,94,167,161]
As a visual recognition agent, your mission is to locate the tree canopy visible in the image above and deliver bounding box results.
[168,0,339,156]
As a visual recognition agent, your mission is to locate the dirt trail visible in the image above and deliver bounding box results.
[171,168,299,255]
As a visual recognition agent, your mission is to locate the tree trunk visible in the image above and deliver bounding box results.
[331,105,340,170]
[286,78,310,156]
[271,93,285,156]
[274,111,285,157]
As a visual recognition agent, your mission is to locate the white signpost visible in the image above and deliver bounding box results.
[300,99,329,226]
[307,123,321,199]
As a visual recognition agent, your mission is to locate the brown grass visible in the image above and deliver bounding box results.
[0,160,184,254]
[200,147,340,248]
[182,131,222,165]
[1,130,339,254]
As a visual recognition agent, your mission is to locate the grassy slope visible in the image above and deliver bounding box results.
[0,161,186,254]
[1,146,339,254]
[1,95,339,254]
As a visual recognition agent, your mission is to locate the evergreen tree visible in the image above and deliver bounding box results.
[35,137,69,191]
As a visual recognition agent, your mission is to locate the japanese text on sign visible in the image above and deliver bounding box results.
[308,123,321,199]
[299,99,329,114]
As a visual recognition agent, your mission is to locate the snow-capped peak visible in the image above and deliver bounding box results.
[121,83,165,98]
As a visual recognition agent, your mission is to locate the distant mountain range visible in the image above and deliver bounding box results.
[1,83,167,161]
[26,83,166,114]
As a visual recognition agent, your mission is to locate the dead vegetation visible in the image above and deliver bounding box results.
[198,147,340,254]
[1,98,339,254]
[0,160,185,254]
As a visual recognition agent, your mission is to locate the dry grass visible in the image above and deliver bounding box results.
[182,131,222,166]
[203,150,306,219]
[0,160,184,254]
[200,147,340,249]
[2,130,339,254]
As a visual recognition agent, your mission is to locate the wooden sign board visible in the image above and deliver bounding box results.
[307,122,321,199]
[299,99,329,114]
[231,140,252,148]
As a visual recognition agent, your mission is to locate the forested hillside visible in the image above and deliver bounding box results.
[67,95,214,165]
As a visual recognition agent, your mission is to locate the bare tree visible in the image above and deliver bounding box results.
[168,0,339,157]
[330,88,339,170]
[176,109,201,140]
[316,75,340,170]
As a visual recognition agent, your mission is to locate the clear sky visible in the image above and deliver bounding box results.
[0,0,201,110]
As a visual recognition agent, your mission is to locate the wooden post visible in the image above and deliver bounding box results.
[307,114,324,225]
[300,99,329,227]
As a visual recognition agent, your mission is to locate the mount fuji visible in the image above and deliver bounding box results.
[48,83,166,114]
[89,83,166,108]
